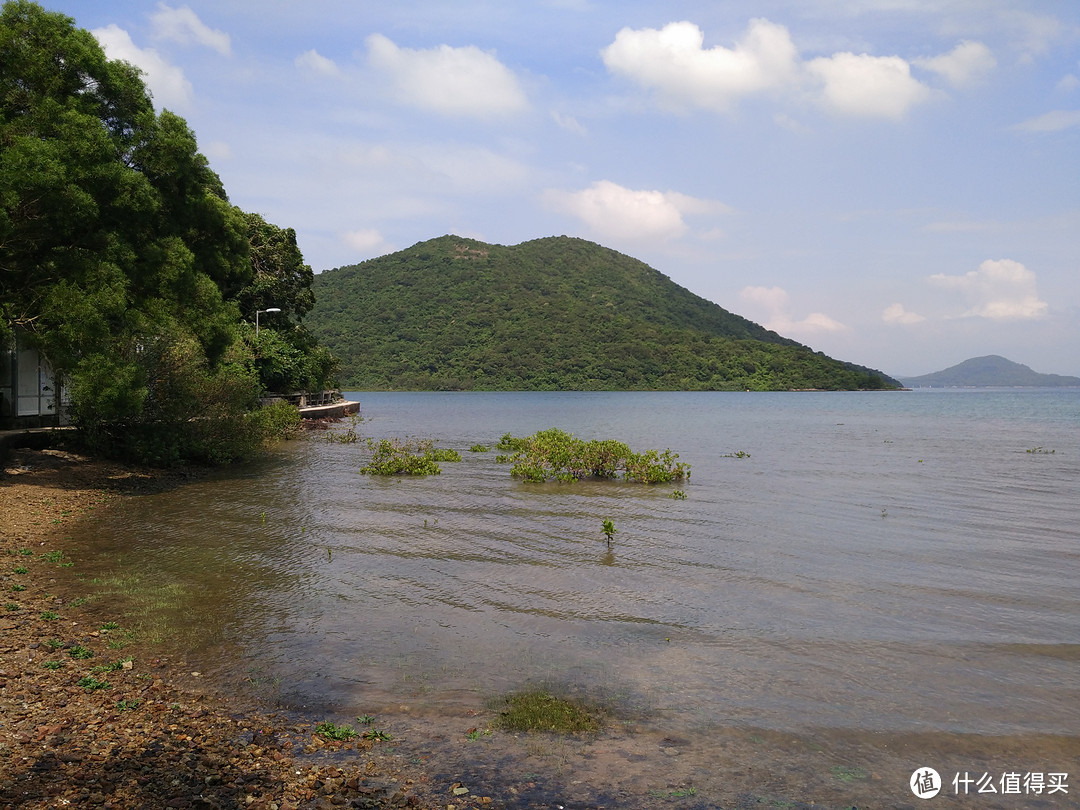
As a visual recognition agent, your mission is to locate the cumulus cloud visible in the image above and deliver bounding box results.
[150,3,230,56]
[600,18,960,120]
[882,303,925,325]
[343,228,395,257]
[544,180,729,242]
[296,49,341,77]
[806,52,932,119]
[930,259,1048,320]
[1011,110,1080,132]
[739,286,847,336]
[92,24,192,110]
[915,41,995,88]
[366,34,528,118]
[601,19,799,112]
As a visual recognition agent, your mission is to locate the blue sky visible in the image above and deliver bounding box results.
[43,0,1080,377]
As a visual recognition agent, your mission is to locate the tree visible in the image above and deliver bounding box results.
[0,1,327,462]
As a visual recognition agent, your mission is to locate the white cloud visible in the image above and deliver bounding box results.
[882,302,925,325]
[739,285,847,336]
[601,19,799,112]
[92,24,192,110]
[1057,74,1080,93]
[551,110,587,136]
[366,34,528,118]
[930,259,1048,320]
[296,49,341,78]
[343,229,395,257]
[806,52,932,119]
[150,3,231,56]
[202,140,233,161]
[915,41,995,88]
[544,180,728,242]
[1011,110,1080,132]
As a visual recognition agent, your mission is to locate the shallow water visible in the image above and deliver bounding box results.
[73,390,1080,738]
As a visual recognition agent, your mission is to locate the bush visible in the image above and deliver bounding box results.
[360,438,443,476]
[501,428,689,484]
[249,399,301,442]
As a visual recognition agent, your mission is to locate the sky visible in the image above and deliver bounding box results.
[40,0,1080,378]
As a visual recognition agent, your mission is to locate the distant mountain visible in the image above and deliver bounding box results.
[899,355,1080,387]
[306,235,900,391]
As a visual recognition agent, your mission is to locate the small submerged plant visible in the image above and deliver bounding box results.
[670,489,687,500]
[1026,446,1055,454]
[601,519,617,547]
[493,689,602,734]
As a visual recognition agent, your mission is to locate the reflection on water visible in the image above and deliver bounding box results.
[72,391,1080,736]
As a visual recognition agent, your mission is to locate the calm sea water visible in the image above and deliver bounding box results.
[74,390,1080,736]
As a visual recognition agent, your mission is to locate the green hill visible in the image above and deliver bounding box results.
[306,235,899,391]
[900,355,1080,387]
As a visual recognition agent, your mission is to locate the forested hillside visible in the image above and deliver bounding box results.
[307,236,899,391]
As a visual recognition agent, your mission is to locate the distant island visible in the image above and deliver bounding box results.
[899,355,1080,387]
[306,235,900,392]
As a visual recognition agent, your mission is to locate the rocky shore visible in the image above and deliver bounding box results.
[0,445,435,810]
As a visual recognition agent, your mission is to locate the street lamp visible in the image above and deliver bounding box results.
[255,307,281,337]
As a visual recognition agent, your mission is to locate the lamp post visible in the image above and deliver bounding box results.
[255,307,281,337]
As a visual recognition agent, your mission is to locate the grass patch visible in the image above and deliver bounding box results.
[314,721,357,741]
[77,676,110,691]
[492,689,602,734]
[831,765,870,783]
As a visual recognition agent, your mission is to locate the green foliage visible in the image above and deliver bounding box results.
[601,519,616,543]
[359,438,444,476]
[314,721,357,741]
[0,2,335,464]
[249,399,302,442]
[469,444,489,453]
[493,690,602,734]
[502,428,689,484]
[77,676,110,691]
[305,235,899,391]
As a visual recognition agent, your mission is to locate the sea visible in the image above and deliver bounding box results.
[71,389,1080,740]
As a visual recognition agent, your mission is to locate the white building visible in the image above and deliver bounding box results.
[0,334,66,429]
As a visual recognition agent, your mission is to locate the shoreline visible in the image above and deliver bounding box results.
[3,444,1078,809]
[0,446,429,810]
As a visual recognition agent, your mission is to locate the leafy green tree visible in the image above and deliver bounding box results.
[0,1,331,461]
[238,212,316,323]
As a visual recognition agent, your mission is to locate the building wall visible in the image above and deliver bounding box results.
[0,336,66,429]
